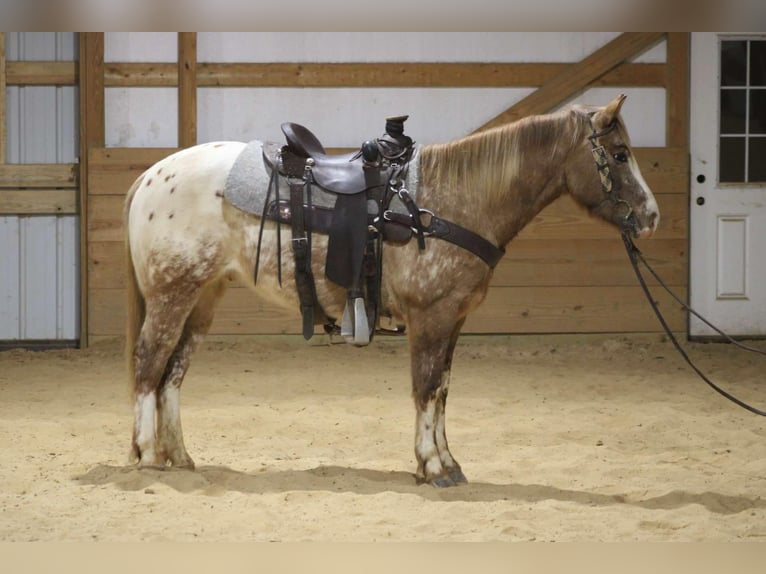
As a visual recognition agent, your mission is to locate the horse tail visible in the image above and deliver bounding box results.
[123,174,146,388]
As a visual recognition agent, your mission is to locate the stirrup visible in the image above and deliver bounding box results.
[340,297,371,346]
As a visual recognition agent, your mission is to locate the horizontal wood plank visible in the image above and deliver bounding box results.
[86,146,687,197]
[103,62,666,88]
[0,164,78,188]
[89,237,687,291]
[88,147,178,195]
[87,187,687,244]
[463,285,686,333]
[633,148,688,195]
[89,284,686,337]
[494,238,687,287]
[517,193,687,241]
[6,61,78,85]
[0,188,78,214]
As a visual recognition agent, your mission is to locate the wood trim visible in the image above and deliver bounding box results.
[5,61,78,85]
[666,32,690,149]
[472,32,666,133]
[79,32,105,348]
[86,184,688,246]
[88,236,687,291]
[178,33,197,148]
[0,163,77,187]
[102,61,666,88]
[88,284,686,336]
[0,188,78,214]
[0,32,6,165]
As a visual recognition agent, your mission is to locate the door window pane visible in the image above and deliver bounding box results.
[748,138,766,182]
[750,41,766,86]
[721,89,746,133]
[751,90,766,134]
[721,40,747,86]
[720,137,746,182]
[719,38,766,183]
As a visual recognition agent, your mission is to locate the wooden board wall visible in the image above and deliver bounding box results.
[83,33,690,341]
[0,38,79,215]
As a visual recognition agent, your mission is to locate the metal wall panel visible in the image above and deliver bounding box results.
[2,32,79,343]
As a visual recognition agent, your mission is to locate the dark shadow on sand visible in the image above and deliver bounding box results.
[74,463,765,516]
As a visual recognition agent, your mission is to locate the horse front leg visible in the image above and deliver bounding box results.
[409,313,467,487]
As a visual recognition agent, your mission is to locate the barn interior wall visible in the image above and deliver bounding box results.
[0,32,79,342]
[81,32,689,343]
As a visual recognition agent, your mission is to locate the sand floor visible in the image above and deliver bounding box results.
[0,333,765,542]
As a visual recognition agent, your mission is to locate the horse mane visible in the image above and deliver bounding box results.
[418,106,590,206]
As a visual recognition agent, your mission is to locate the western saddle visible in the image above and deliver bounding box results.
[259,115,504,346]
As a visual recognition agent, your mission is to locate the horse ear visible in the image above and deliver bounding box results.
[593,94,627,129]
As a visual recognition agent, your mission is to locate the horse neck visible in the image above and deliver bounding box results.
[418,112,580,247]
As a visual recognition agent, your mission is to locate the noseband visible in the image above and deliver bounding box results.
[587,113,635,231]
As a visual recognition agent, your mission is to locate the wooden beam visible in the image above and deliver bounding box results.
[0,189,78,215]
[88,283,686,336]
[178,33,197,148]
[5,61,78,85]
[0,163,77,187]
[79,32,105,348]
[666,33,690,149]
[103,61,666,88]
[472,32,666,133]
[1,32,6,165]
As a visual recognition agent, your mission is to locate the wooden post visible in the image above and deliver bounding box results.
[78,33,105,348]
[666,32,690,149]
[472,32,665,133]
[0,32,6,164]
[178,32,197,148]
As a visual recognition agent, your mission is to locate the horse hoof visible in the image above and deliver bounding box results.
[449,468,468,484]
[431,475,457,488]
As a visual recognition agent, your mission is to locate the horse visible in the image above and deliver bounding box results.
[123,94,659,487]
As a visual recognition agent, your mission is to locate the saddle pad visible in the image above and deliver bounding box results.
[223,139,421,219]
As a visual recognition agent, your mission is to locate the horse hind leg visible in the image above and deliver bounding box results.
[156,280,226,469]
[131,288,201,468]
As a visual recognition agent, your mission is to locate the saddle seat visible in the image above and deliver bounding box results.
[279,122,386,194]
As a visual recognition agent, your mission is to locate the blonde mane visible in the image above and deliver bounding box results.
[418,107,589,206]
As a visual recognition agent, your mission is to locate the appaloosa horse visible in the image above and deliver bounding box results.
[124,95,658,487]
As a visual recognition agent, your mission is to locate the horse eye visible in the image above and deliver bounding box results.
[613,151,628,163]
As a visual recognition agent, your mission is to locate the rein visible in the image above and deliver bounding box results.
[621,231,766,417]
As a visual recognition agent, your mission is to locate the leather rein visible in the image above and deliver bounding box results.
[621,233,766,417]
[587,114,766,416]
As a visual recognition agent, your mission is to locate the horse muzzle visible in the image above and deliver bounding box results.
[628,209,659,239]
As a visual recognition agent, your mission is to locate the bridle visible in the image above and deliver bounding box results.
[586,113,637,234]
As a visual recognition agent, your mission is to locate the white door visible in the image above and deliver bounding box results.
[690,33,766,338]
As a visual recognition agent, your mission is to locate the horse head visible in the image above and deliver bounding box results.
[565,94,660,239]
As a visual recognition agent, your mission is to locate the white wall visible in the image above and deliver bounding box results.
[1,32,79,342]
[103,32,668,149]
